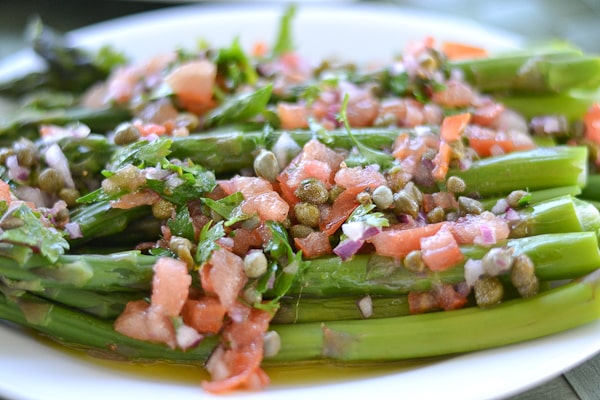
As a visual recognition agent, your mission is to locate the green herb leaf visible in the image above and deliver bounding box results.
[204,84,273,127]
[0,204,69,263]
[167,205,195,241]
[215,37,258,90]
[348,203,390,228]
[195,221,225,267]
[272,4,297,57]
[337,94,395,169]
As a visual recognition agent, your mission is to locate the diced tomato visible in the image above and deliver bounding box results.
[220,176,289,223]
[422,192,459,213]
[431,140,452,182]
[181,296,226,334]
[334,165,387,189]
[277,102,309,130]
[114,300,177,348]
[294,231,333,258]
[164,60,217,114]
[203,306,272,393]
[441,41,488,60]
[367,222,446,258]
[408,291,439,315]
[584,102,600,145]
[434,283,469,311]
[471,102,505,126]
[252,41,268,57]
[0,180,11,204]
[133,121,167,137]
[440,113,471,142]
[420,226,464,271]
[320,186,363,236]
[466,126,535,157]
[110,189,161,209]
[201,248,247,311]
[431,80,475,108]
[449,211,510,245]
[151,257,191,317]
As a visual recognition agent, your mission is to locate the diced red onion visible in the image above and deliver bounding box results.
[64,222,83,239]
[45,144,75,188]
[13,186,49,208]
[464,258,484,288]
[6,155,30,181]
[333,238,364,261]
[504,207,521,222]
[40,123,91,141]
[272,131,301,169]
[144,166,170,180]
[175,324,203,350]
[357,295,373,318]
[475,224,497,246]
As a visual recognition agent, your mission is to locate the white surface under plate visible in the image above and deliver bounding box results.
[0,3,598,400]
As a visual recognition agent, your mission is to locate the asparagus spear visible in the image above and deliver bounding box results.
[268,269,600,363]
[281,232,600,297]
[1,269,598,365]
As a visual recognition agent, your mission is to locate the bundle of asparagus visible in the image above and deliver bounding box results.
[1,5,600,394]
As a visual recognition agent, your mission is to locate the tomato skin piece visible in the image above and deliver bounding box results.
[584,102,600,145]
[320,186,363,236]
[420,226,464,271]
[181,296,226,334]
[367,222,446,259]
[151,257,191,317]
[442,41,488,61]
[440,112,471,142]
[294,231,333,258]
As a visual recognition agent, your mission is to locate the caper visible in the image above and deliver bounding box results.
[446,176,466,194]
[254,149,281,183]
[371,185,393,209]
[328,185,345,203]
[243,250,268,278]
[510,254,539,298]
[356,191,372,205]
[101,164,146,195]
[393,190,419,218]
[289,224,314,238]
[295,178,329,204]
[294,202,320,228]
[404,250,425,273]
[458,196,484,215]
[426,206,446,223]
[58,188,81,208]
[15,141,37,167]
[152,198,175,220]
[506,190,530,209]
[175,112,200,130]
[169,236,194,267]
[113,123,141,145]
[38,168,64,193]
[474,276,504,307]
[263,331,281,357]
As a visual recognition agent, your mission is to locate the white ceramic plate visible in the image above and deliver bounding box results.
[0,3,598,400]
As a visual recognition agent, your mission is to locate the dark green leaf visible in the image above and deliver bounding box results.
[167,205,195,241]
[204,84,273,127]
[195,221,225,266]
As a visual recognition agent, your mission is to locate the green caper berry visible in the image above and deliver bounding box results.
[506,190,530,209]
[393,190,419,218]
[356,191,372,205]
[16,146,36,167]
[295,178,329,204]
[152,199,175,220]
[242,286,263,305]
[102,164,145,194]
[38,168,64,193]
[54,208,70,226]
[446,176,467,194]
[510,254,535,289]
[372,185,393,209]
[289,224,314,238]
[254,149,281,183]
[243,250,268,278]
[508,219,530,238]
[404,250,425,273]
[403,182,423,204]
[328,185,345,203]
[59,188,81,207]
[113,123,141,145]
[474,276,504,307]
[458,196,484,215]
[294,202,320,227]
[0,149,13,164]
[426,206,446,223]
[169,236,194,267]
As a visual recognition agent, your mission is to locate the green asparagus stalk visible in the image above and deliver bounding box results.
[267,269,600,363]
[0,245,156,292]
[2,269,598,366]
[0,290,217,362]
[281,232,600,297]
[450,48,600,94]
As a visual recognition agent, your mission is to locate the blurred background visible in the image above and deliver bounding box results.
[1,0,600,59]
